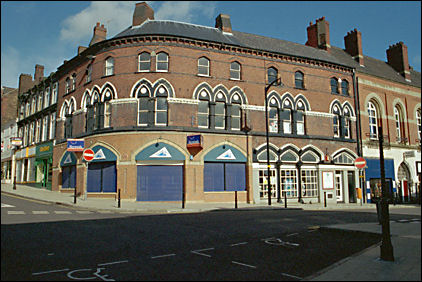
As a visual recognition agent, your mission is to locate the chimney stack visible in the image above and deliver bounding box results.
[89,22,107,46]
[18,74,33,95]
[386,42,411,81]
[306,17,331,52]
[34,64,44,83]
[215,14,232,33]
[132,2,154,26]
[344,29,364,66]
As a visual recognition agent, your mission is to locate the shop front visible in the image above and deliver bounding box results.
[35,141,54,190]
[365,158,396,203]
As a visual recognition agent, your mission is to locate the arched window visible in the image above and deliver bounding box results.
[139,52,151,72]
[344,107,351,139]
[198,57,210,76]
[155,86,168,126]
[230,61,241,80]
[394,105,405,142]
[296,99,307,135]
[105,57,114,76]
[368,101,379,139]
[417,109,421,141]
[215,92,226,129]
[295,71,304,89]
[31,97,36,114]
[231,93,242,130]
[330,77,339,94]
[332,105,341,137]
[267,67,278,85]
[65,78,70,94]
[44,87,50,108]
[269,97,279,133]
[86,64,92,83]
[341,79,349,96]
[137,86,150,126]
[156,52,169,72]
[281,99,293,134]
[198,90,210,128]
[71,74,76,91]
[37,92,43,111]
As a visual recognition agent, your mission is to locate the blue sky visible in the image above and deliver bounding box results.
[1,1,421,88]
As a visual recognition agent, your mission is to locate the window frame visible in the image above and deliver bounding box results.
[330,77,339,94]
[417,109,421,141]
[44,87,50,108]
[230,61,241,80]
[267,67,278,85]
[198,57,210,77]
[341,79,349,96]
[138,52,151,72]
[368,101,378,139]
[214,101,226,130]
[156,52,169,72]
[295,71,304,89]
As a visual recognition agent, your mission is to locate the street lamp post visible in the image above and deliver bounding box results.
[378,125,394,261]
[264,77,281,206]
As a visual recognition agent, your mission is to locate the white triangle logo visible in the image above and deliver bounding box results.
[150,147,172,158]
[216,149,236,160]
[94,149,106,160]
[63,154,72,164]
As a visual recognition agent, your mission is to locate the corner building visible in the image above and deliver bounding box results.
[51,3,399,205]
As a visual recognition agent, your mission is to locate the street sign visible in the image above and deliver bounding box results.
[67,139,84,152]
[83,149,95,162]
[354,157,367,169]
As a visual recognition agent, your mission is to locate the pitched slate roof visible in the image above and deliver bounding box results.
[113,19,421,88]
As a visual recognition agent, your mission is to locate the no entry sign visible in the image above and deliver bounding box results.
[354,157,367,169]
[83,149,95,162]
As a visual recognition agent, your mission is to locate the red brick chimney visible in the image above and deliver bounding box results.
[215,14,232,33]
[386,42,411,81]
[306,17,331,52]
[89,22,107,46]
[18,74,34,95]
[344,29,364,66]
[132,2,154,26]
[34,64,44,83]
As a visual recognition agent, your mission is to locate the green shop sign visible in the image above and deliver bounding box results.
[36,141,53,157]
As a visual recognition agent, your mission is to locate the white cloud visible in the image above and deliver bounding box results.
[1,46,22,88]
[155,1,217,23]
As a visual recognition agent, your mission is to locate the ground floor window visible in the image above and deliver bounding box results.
[204,162,246,192]
[301,169,318,197]
[280,169,298,198]
[62,165,76,189]
[258,168,277,199]
[87,162,116,193]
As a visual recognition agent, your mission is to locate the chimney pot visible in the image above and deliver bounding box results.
[215,14,232,33]
[89,22,107,46]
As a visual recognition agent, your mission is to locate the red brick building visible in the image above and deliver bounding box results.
[16,2,419,206]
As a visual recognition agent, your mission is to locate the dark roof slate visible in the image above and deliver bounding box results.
[113,20,421,88]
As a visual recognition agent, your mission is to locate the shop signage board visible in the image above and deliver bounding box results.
[67,139,84,152]
[187,134,202,148]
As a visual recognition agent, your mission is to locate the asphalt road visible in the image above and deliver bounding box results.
[2,194,420,281]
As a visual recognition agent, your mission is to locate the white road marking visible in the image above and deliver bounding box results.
[191,248,214,258]
[76,210,93,214]
[7,211,25,215]
[230,242,248,247]
[97,210,114,213]
[32,268,70,275]
[1,203,15,208]
[231,261,256,269]
[286,233,299,237]
[151,254,176,259]
[54,211,72,214]
[32,211,49,214]
[281,272,303,280]
[97,260,128,266]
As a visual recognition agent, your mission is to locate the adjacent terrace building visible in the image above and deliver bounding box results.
[49,2,367,206]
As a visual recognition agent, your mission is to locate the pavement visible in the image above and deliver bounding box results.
[1,182,421,281]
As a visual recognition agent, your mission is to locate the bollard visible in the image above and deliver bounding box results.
[324,192,327,207]
[235,191,238,209]
[284,192,287,208]
[118,189,121,208]
[74,187,77,204]
[13,175,16,190]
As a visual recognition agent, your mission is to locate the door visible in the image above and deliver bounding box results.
[87,162,116,193]
[335,171,343,202]
[403,180,409,202]
[137,165,183,201]
[347,171,356,203]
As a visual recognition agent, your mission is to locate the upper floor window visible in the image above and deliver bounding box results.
[269,98,279,133]
[215,101,226,129]
[71,74,76,91]
[29,122,35,145]
[367,101,378,139]
[139,52,151,72]
[86,64,92,83]
[49,112,56,140]
[341,79,349,96]
[394,105,405,142]
[295,71,304,89]
[156,52,169,72]
[344,108,351,139]
[281,99,293,134]
[52,83,58,103]
[25,101,30,118]
[31,97,36,114]
[267,67,278,85]
[330,77,339,94]
[197,90,210,128]
[417,109,421,141]
[332,105,341,138]
[230,61,241,80]
[42,115,49,142]
[19,104,24,120]
[137,86,150,126]
[44,87,50,108]
[155,86,169,126]
[35,119,41,143]
[198,57,210,76]
[105,57,114,76]
[65,78,70,94]
[37,93,43,111]
[296,109,305,135]
[231,94,242,130]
